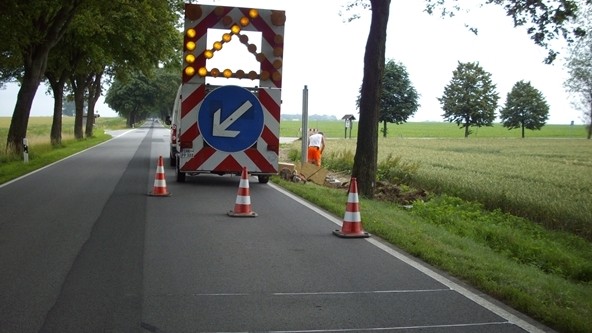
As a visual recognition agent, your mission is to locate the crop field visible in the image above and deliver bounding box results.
[280,119,588,139]
[281,120,592,239]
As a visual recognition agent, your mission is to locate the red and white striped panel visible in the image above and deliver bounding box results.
[179,4,284,174]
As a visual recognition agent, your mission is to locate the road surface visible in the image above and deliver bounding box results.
[0,121,551,332]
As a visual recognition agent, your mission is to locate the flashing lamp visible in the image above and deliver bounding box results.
[248,70,257,80]
[247,44,257,53]
[198,67,207,77]
[248,9,258,18]
[211,68,220,77]
[204,50,213,59]
[240,17,250,27]
[186,28,196,38]
[273,59,282,69]
[213,41,222,50]
[185,41,196,51]
[185,54,195,64]
[222,15,233,27]
[184,66,195,77]
[235,70,245,79]
[274,34,283,44]
[239,34,249,44]
[231,24,241,34]
[222,33,232,42]
[223,69,232,78]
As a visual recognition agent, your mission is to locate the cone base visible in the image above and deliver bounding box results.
[148,191,172,197]
[228,211,258,217]
[333,230,370,238]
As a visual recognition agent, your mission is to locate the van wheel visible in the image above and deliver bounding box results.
[258,175,269,184]
[176,160,185,183]
[170,151,176,167]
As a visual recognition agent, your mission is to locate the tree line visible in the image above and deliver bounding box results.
[1,1,590,198]
[0,0,182,153]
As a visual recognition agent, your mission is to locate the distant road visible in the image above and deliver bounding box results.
[0,120,549,332]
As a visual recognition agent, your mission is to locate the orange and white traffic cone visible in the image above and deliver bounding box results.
[148,156,171,197]
[228,166,257,217]
[333,177,369,238]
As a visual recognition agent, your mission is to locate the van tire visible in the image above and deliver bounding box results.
[175,159,186,182]
[258,175,269,184]
[170,151,176,167]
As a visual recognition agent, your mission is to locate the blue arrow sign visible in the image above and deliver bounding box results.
[198,86,264,153]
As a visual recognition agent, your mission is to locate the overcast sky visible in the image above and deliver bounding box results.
[0,0,582,124]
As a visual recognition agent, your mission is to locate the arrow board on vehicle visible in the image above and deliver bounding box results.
[198,85,264,153]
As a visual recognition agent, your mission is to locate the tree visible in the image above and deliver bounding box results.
[356,59,419,137]
[564,3,592,139]
[500,80,549,138]
[44,0,180,141]
[439,62,499,137]
[345,0,586,197]
[351,0,391,197]
[0,0,84,154]
[378,60,419,137]
[105,70,180,127]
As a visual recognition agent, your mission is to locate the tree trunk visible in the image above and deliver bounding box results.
[47,72,68,146]
[588,103,592,139]
[71,76,86,140]
[352,0,391,198]
[6,66,44,154]
[86,71,103,138]
[382,121,387,138]
[521,123,525,138]
[464,124,470,138]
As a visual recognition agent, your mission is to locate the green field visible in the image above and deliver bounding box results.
[281,120,592,240]
[280,119,589,138]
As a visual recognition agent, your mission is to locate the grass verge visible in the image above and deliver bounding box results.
[0,117,127,184]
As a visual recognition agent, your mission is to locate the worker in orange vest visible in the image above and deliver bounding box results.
[307,131,325,167]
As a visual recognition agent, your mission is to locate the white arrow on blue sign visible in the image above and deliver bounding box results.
[198,85,264,153]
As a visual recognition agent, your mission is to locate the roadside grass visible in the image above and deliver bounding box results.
[272,176,592,333]
[0,116,127,184]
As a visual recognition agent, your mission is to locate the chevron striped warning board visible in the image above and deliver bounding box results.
[178,4,285,177]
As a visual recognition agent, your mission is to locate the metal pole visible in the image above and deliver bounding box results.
[300,85,308,165]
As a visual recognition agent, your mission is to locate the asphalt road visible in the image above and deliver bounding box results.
[0,121,552,333]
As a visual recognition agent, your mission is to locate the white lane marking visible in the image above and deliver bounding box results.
[269,182,546,333]
[201,321,513,333]
[0,129,136,189]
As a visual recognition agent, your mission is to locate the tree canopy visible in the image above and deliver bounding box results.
[356,59,419,137]
[564,2,592,139]
[0,0,181,154]
[439,61,499,137]
[500,80,549,138]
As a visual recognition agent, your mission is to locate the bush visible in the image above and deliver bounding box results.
[377,153,420,183]
[323,149,354,172]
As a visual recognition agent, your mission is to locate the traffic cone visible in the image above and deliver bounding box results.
[228,166,257,217]
[148,156,171,197]
[333,177,369,238]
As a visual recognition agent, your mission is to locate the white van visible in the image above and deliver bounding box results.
[165,85,182,167]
